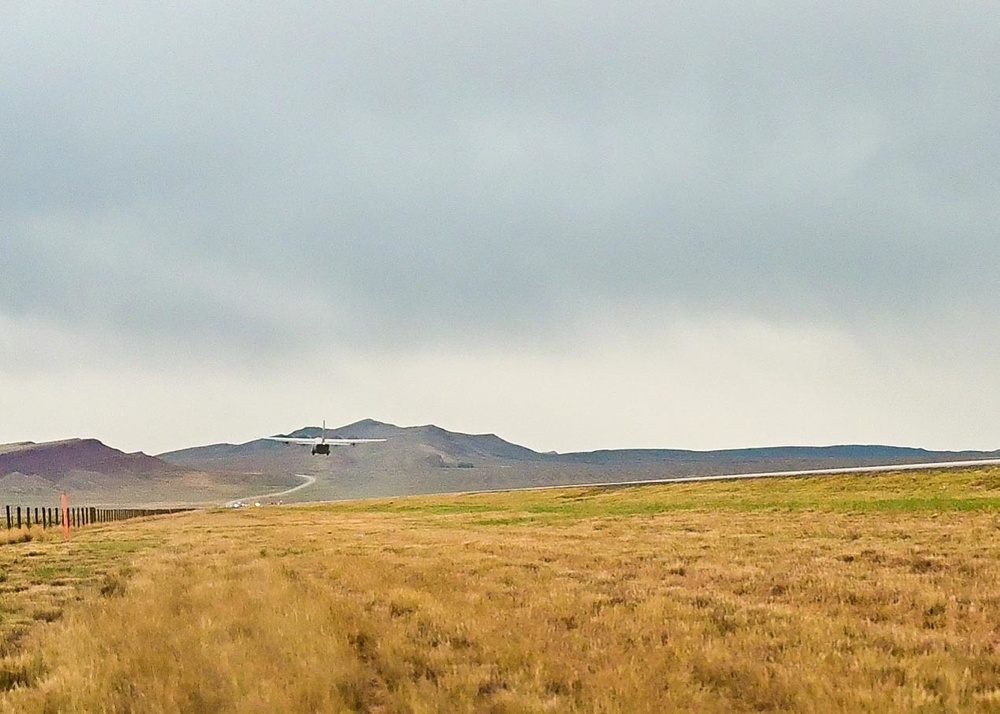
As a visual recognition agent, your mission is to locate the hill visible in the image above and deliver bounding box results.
[157,419,1000,503]
[556,443,1000,470]
[0,439,298,506]
[0,439,184,482]
[158,419,547,501]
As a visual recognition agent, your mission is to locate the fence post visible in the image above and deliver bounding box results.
[61,493,70,540]
[16,507,22,529]
[5,505,10,530]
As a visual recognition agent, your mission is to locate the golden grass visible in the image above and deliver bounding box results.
[1,468,999,712]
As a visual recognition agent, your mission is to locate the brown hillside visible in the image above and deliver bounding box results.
[0,439,186,482]
[156,419,1000,504]
[0,439,300,507]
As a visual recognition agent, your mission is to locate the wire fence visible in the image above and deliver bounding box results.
[3,504,192,531]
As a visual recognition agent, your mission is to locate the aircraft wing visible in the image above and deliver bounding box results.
[264,436,386,446]
[324,438,387,446]
[264,436,322,445]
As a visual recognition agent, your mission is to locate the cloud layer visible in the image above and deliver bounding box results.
[3,3,998,452]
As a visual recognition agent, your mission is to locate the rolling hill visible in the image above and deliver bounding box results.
[0,439,184,482]
[4,422,996,506]
[0,439,298,506]
[157,419,1000,503]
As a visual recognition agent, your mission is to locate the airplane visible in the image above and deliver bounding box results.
[264,421,386,455]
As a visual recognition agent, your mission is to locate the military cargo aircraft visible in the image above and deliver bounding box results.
[265,421,386,455]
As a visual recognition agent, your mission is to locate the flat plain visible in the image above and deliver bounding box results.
[1,467,999,712]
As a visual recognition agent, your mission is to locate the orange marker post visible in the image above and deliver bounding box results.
[61,492,70,541]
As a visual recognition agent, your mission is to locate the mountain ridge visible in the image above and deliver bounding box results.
[0,438,185,482]
[555,444,1000,466]
[0,438,297,506]
[159,418,1000,473]
[6,421,997,506]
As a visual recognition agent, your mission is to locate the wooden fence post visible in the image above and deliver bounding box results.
[61,493,70,540]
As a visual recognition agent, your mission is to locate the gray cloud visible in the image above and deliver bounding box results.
[3,2,999,362]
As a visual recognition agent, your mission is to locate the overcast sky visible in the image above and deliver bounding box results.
[3,2,999,455]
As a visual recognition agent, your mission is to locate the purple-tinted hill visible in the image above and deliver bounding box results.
[0,439,185,482]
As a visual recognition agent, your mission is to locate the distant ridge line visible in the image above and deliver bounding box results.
[391,457,1000,500]
[159,419,1000,464]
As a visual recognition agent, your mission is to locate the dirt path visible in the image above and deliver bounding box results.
[224,473,317,507]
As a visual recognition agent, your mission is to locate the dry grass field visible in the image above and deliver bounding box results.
[1,467,999,712]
